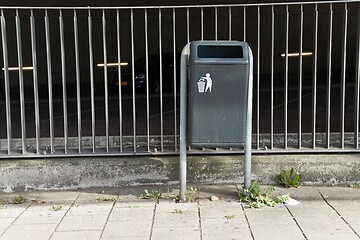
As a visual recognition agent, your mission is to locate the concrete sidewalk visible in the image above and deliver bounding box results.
[0,185,359,240]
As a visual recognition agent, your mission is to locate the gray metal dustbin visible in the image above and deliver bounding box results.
[179,40,253,201]
[188,41,251,148]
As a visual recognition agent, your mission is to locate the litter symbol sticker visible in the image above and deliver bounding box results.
[197,73,213,93]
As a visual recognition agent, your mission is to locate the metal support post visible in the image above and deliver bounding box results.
[244,46,253,190]
[179,43,190,202]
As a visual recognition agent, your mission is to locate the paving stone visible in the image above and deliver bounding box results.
[0,186,359,240]
[156,202,198,213]
[14,209,65,225]
[77,192,118,202]
[201,218,249,236]
[0,224,57,240]
[251,224,305,240]
[319,187,360,201]
[0,218,15,231]
[102,221,152,238]
[245,207,294,226]
[114,200,155,208]
[0,204,29,218]
[27,202,72,211]
[66,202,113,216]
[275,186,323,201]
[202,233,253,240]
[109,206,154,221]
[287,201,336,217]
[101,237,149,240]
[153,211,199,228]
[50,230,102,240]
[151,227,201,240]
[286,199,329,208]
[304,231,360,240]
[295,215,352,233]
[327,200,360,211]
[336,210,360,234]
[37,191,79,202]
[117,194,143,201]
[199,200,244,219]
[198,185,238,200]
[57,214,108,231]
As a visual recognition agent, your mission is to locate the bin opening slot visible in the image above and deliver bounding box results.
[197,45,243,58]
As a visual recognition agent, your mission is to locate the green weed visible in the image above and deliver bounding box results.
[175,187,199,203]
[140,189,162,204]
[275,167,302,188]
[122,205,140,209]
[96,196,118,202]
[350,182,360,189]
[238,181,290,208]
[172,209,183,214]
[50,205,63,211]
[12,195,27,204]
[0,199,6,209]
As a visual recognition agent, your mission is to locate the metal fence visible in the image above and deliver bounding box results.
[0,1,360,158]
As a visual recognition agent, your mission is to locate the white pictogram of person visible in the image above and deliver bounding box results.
[198,73,213,93]
[204,73,212,92]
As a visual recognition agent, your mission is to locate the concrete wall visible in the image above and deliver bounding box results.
[1,154,360,191]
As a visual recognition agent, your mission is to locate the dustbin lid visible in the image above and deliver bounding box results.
[190,41,250,65]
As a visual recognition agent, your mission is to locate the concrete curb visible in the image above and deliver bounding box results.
[1,154,360,192]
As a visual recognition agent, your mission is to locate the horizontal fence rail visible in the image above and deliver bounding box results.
[0,1,360,158]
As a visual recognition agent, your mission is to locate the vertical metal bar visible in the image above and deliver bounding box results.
[215,7,217,41]
[179,43,190,202]
[186,7,189,43]
[270,5,274,150]
[131,9,136,152]
[243,6,246,41]
[312,4,319,149]
[88,9,95,153]
[355,5,360,149]
[256,6,260,150]
[74,10,82,153]
[144,9,150,152]
[298,5,304,149]
[201,7,204,41]
[102,10,109,153]
[244,46,254,192]
[284,5,289,149]
[326,4,333,149]
[45,10,54,154]
[340,3,348,149]
[159,8,164,152]
[117,10,123,152]
[1,10,12,155]
[30,10,40,154]
[228,7,232,40]
[15,10,26,154]
[59,10,68,153]
[173,8,177,151]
